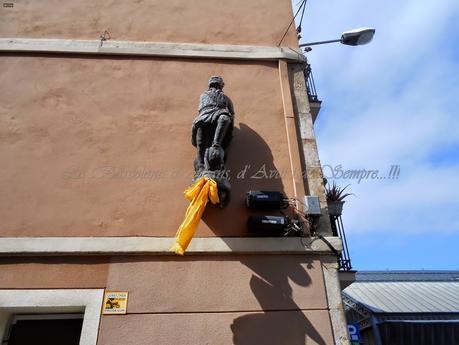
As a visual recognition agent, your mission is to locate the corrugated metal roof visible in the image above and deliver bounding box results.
[344,281,459,314]
[355,271,459,282]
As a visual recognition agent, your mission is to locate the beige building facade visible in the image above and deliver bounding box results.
[0,1,349,344]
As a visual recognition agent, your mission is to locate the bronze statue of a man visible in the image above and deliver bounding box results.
[192,76,234,173]
[191,76,234,205]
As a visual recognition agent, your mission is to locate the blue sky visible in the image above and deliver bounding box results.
[292,0,459,270]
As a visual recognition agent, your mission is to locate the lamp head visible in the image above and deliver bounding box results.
[340,28,375,46]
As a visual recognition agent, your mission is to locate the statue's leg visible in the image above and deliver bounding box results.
[195,127,206,169]
[212,115,231,146]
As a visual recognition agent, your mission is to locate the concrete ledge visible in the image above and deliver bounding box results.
[0,237,341,255]
[0,38,305,62]
[338,270,357,290]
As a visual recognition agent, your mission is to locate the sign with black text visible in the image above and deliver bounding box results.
[102,291,129,315]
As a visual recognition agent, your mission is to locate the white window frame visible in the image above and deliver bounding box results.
[0,289,104,345]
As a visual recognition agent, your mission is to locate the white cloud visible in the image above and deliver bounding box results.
[341,163,459,234]
[294,0,459,234]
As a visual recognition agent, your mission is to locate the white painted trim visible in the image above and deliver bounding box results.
[0,38,305,62]
[0,289,104,345]
[322,261,351,345]
[0,236,341,255]
[12,313,84,321]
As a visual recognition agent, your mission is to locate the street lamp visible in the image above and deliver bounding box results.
[299,28,375,48]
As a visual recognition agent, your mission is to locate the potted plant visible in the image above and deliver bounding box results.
[325,182,353,217]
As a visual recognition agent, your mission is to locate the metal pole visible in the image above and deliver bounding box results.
[299,39,341,47]
[371,316,383,345]
[338,216,352,270]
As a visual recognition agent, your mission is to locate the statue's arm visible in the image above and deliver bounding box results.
[198,92,207,112]
[227,97,235,116]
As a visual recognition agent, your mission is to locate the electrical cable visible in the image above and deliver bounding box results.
[288,200,337,257]
[277,0,306,46]
[316,234,341,259]
[289,194,345,266]
[287,47,305,63]
[297,0,307,34]
[281,198,290,209]
[288,197,306,207]
[286,198,342,260]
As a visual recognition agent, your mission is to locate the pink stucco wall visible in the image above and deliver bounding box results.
[0,0,298,47]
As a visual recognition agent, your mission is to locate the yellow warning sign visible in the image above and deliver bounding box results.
[102,291,129,315]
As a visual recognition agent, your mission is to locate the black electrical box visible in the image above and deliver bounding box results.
[246,191,287,210]
[248,215,288,234]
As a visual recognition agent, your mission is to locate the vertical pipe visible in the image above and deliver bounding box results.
[371,316,383,345]
[338,216,352,270]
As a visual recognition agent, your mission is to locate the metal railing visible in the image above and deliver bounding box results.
[330,215,353,271]
[303,63,320,103]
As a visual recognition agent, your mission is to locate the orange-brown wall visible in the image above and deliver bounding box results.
[0,1,336,343]
[0,0,298,47]
[0,55,301,237]
[98,311,333,345]
[0,255,334,345]
[0,256,109,288]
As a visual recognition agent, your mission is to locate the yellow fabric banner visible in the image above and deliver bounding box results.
[170,177,219,255]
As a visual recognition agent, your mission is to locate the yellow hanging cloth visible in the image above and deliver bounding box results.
[170,177,219,255]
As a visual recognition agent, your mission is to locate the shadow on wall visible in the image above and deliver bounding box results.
[202,123,286,235]
[230,256,327,345]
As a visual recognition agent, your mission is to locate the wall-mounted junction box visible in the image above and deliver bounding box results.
[304,196,321,215]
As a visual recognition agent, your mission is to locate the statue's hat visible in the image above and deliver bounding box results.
[208,76,224,87]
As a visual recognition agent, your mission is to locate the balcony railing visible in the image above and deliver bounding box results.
[330,215,353,271]
[303,63,320,103]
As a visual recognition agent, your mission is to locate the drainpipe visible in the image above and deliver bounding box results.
[371,316,383,345]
